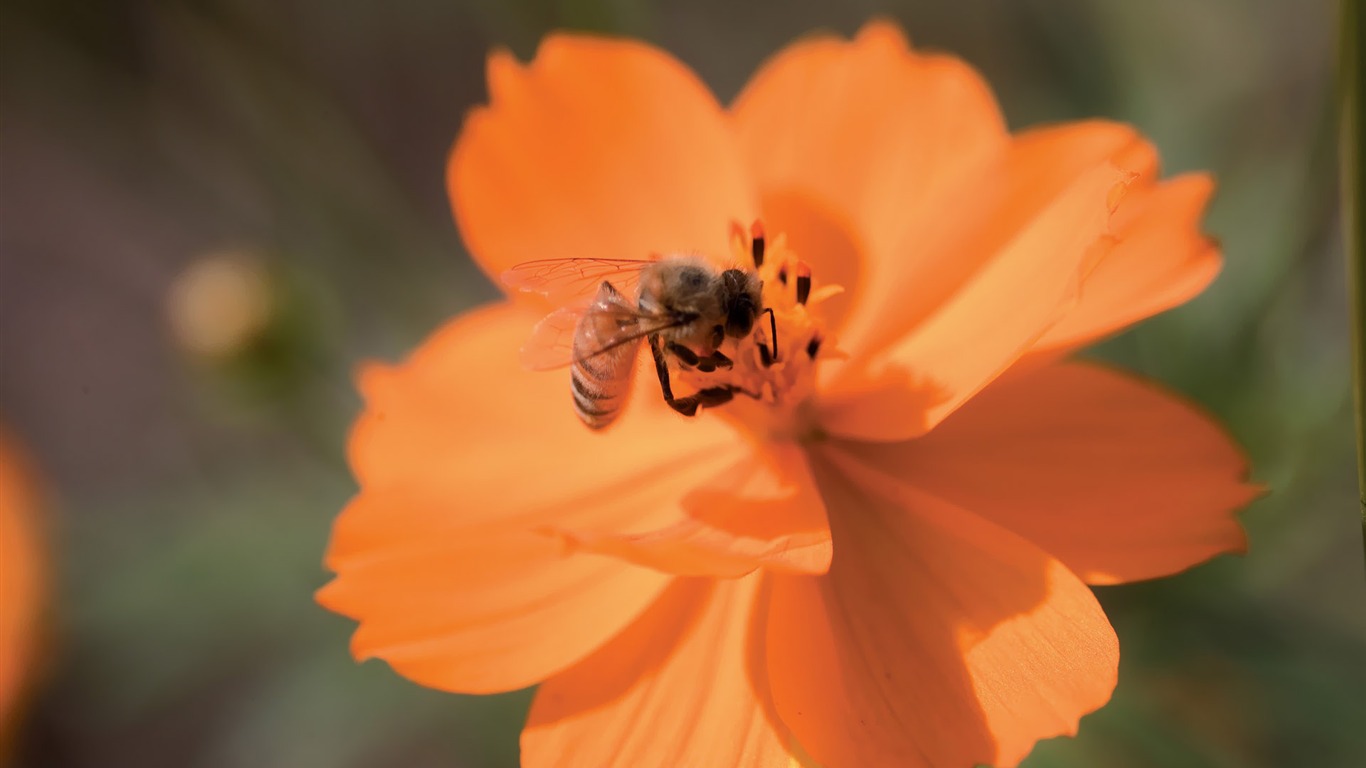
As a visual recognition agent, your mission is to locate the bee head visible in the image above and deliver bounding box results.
[720,268,762,338]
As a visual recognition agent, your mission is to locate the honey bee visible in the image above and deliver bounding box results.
[503,251,775,429]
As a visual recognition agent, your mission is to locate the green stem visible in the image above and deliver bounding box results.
[1343,0,1366,560]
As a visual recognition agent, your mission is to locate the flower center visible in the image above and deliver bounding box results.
[675,221,841,440]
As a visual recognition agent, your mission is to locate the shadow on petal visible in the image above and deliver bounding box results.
[764,444,1118,768]
[839,361,1259,584]
[760,188,865,334]
[550,442,832,577]
[815,363,952,441]
[524,575,800,767]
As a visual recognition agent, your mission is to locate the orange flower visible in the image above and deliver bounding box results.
[0,427,46,751]
[318,21,1259,767]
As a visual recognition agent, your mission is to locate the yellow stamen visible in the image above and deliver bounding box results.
[677,222,843,440]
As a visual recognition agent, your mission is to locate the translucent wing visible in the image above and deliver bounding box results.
[520,306,586,371]
[501,257,659,305]
[520,302,689,371]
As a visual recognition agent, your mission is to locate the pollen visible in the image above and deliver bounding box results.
[679,221,843,439]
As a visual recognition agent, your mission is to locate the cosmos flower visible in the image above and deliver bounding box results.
[318,21,1259,767]
[0,427,45,751]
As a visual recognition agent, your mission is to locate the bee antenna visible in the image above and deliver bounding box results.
[764,307,778,363]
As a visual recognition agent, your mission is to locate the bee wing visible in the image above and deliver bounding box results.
[519,303,688,371]
[501,257,659,305]
[520,306,587,371]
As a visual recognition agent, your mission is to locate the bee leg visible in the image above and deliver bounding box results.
[669,386,736,414]
[650,334,700,417]
[665,341,701,369]
[695,386,736,407]
[701,350,733,370]
[667,341,732,373]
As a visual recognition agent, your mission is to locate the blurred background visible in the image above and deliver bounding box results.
[1,0,1363,766]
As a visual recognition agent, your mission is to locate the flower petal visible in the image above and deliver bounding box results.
[522,575,800,767]
[838,361,1257,585]
[732,21,1007,334]
[767,445,1119,768]
[819,122,1156,440]
[553,442,831,577]
[347,302,739,516]
[0,429,45,733]
[756,190,865,334]
[451,34,757,303]
[1028,173,1222,358]
[320,302,743,693]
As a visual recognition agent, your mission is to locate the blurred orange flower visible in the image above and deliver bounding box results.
[0,428,46,751]
[318,21,1259,767]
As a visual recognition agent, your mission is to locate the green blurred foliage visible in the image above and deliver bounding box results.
[0,0,1361,766]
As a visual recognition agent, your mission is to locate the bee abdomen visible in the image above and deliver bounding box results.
[570,351,634,429]
[569,280,643,430]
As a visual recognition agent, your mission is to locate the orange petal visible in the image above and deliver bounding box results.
[451,35,757,305]
[319,490,671,695]
[733,21,1007,334]
[766,445,1119,768]
[522,575,800,767]
[554,442,831,577]
[757,190,865,334]
[0,428,45,743]
[347,302,739,518]
[320,302,744,693]
[1027,173,1222,358]
[819,121,1156,441]
[838,361,1258,585]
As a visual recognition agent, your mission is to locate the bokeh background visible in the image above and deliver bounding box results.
[2,0,1363,766]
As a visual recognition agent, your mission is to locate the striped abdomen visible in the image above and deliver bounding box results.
[571,284,641,429]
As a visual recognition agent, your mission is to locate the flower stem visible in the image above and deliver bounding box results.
[1343,0,1366,558]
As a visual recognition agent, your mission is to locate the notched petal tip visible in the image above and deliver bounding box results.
[855,17,912,49]
[1106,168,1139,213]
[453,29,756,296]
[313,579,340,610]
[353,360,397,404]
[869,361,1262,586]
[1027,167,1229,361]
[1177,169,1218,203]
[314,577,372,645]
[347,624,379,663]
[485,47,522,99]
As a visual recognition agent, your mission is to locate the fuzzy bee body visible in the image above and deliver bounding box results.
[505,254,767,429]
[569,282,642,429]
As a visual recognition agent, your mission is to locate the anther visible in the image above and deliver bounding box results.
[750,220,766,267]
[795,261,812,305]
[806,336,822,359]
